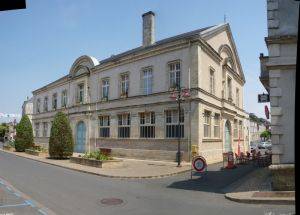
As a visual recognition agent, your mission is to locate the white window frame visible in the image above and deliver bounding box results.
[36,99,41,113]
[140,112,155,138]
[43,97,48,112]
[214,113,220,138]
[169,61,181,89]
[209,68,215,95]
[236,88,240,107]
[204,111,211,138]
[35,123,40,137]
[227,77,232,100]
[61,90,67,108]
[99,115,110,138]
[142,67,153,95]
[43,122,48,137]
[77,83,84,103]
[52,93,57,110]
[102,79,110,100]
[234,119,238,138]
[165,109,184,138]
[118,113,130,138]
[120,73,129,96]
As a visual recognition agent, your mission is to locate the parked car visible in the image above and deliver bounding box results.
[258,141,272,150]
[250,141,259,152]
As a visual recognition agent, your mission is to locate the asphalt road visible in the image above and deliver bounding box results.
[0,150,295,215]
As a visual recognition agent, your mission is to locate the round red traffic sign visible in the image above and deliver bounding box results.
[192,156,207,172]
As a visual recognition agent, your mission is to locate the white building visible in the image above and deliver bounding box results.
[260,0,298,164]
[31,12,249,163]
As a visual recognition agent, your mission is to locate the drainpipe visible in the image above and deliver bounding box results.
[188,40,192,162]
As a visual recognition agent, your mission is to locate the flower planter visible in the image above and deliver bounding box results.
[3,145,13,151]
[70,156,122,168]
[25,149,46,156]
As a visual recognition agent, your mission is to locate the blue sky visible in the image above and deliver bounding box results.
[0,0,269,122]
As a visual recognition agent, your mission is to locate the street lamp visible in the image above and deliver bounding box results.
[170,86,190,167]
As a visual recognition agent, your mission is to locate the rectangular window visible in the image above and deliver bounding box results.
[169,61,181,89]
[99,115,110,138]
[61,90,67,108]
[234,119,238,138]
[236,88,240,107]
[165,109,184,138]
[52,93,57,110]
[35,123,40,137]
[102,79,110,99]
[43,97,48,112]
[227,77,232,100]
[43,122,48,137]
[36,99,41,113]
[204,111,211,138]
[239,120,243,138]
[214,113,220,138]
[120,73,129,96]
[140,112,155,138]
[77,84,84,103]
[142,68,153,95]
[210,69,215,95]
[118,113,130,138]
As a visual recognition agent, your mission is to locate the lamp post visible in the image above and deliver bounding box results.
[170,86,190,167]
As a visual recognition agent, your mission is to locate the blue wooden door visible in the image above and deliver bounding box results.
[75,121,86,153]
[225,121,232,152]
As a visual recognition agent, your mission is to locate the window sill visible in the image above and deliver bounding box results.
[202,138,222,142]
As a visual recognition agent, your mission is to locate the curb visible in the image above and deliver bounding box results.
[225,192,295,205]
[0,149,190,179]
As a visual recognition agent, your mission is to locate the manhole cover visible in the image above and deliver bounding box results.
[100,198,124,206]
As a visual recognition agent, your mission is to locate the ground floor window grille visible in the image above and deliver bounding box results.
[140,112,155,138]
[99,115,110,137]
[165,109,184,138]
[118,113,130,138]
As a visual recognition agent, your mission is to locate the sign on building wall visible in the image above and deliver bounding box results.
[258,93,270,103]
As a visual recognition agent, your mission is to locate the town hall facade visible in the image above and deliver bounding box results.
[32,11,249,163]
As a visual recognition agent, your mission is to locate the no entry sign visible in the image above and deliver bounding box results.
[192,156,207,172]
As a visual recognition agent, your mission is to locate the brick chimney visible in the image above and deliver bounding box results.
[142,11,155,46]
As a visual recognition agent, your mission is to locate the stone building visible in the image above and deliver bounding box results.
[260,0,298,164]
[22,97,33,122]
[31,12,248,163]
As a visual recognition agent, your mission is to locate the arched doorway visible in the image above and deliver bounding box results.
[224,120,232,152]
[75,121,86,153]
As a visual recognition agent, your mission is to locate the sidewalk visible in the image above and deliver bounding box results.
[224,165,295,205]
[0,149,190,179]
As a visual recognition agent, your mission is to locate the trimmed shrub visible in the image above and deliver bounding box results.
[49,112,74,159]
[15,115,34,152]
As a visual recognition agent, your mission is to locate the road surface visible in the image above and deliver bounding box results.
[0,150,295,215]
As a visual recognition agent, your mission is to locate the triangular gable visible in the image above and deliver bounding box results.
[201,24,246,83]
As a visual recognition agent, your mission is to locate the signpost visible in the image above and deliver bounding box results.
[223,152,236,169]
[191,155,207,179]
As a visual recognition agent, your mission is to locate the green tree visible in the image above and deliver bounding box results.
[260,130,271,141]
[49,112,74,159]
[0,123,9,138]
[15,115,34,151]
